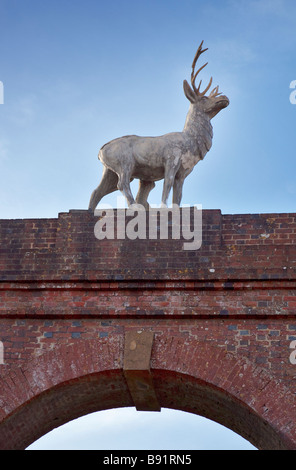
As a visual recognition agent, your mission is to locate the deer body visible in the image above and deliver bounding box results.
[88,41,229,210]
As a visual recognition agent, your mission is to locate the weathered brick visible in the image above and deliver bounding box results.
[0,209,296,450]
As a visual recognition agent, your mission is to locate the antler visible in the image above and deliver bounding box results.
[209,85,222,97]
[191,41,220,97]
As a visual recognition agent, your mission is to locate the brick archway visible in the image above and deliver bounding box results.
[0,335,294,450]
[1,209,296,450]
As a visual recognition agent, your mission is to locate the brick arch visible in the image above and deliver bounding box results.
[151,335,296,450]
[0,334,295,450]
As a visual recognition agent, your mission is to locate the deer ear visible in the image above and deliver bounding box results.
[183,80,196,103]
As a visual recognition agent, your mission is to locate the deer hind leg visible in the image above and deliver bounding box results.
[117,172,136,207]
[88,167,118,211]
[135,180,155,209]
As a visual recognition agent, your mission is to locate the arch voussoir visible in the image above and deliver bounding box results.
[151,335,296,450]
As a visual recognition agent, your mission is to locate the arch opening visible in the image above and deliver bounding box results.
[27,407,256,450]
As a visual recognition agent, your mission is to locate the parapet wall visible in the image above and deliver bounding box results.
[0,209,296,282]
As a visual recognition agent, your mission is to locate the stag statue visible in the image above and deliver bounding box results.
[88,41,229,210]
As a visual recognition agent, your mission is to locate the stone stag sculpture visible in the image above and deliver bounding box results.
[88,41,229,210]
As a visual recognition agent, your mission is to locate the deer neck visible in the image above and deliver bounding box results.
[183,105,213,159]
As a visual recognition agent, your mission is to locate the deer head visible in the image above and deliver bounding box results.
[183,41,229,119]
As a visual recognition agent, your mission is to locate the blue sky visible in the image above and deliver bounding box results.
[1,0,296,450]
[27,408,256,450]
[1,0,296,219]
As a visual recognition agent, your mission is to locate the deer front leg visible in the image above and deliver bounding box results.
[161,173,176,206]
[161,159,180,206]
[172,168,192,206]
[172,176,184,207]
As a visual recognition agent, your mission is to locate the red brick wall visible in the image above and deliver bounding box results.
[0,209,296,449]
